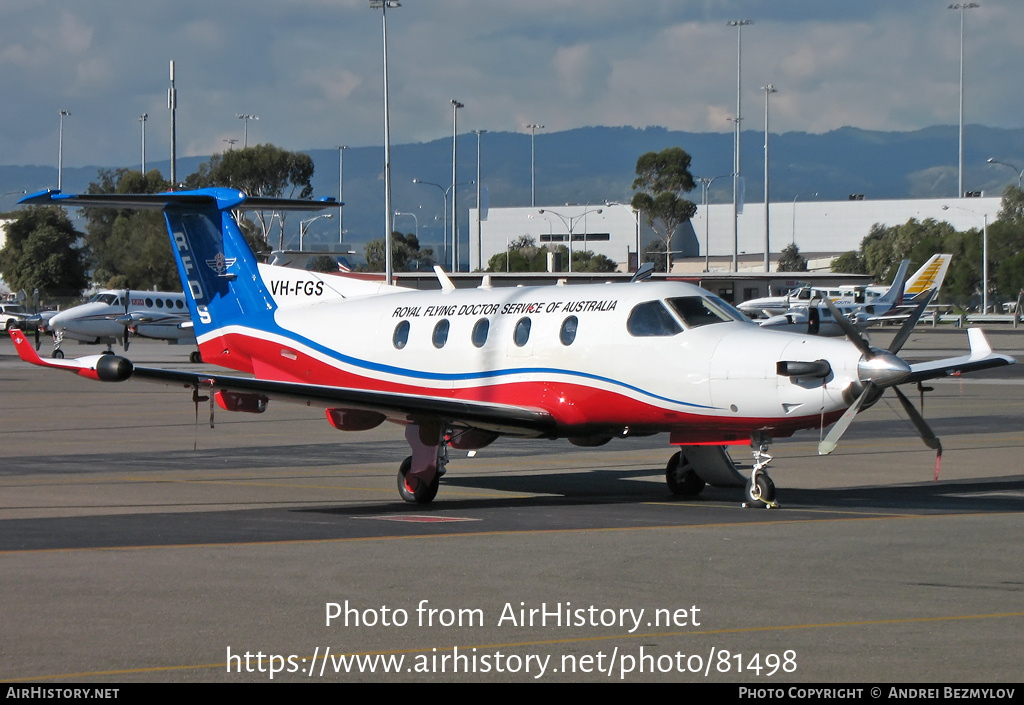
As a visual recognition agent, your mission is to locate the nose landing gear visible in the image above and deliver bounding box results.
[742,433,778,509]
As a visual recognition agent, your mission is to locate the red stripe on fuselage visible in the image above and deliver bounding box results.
[198,332,842,439]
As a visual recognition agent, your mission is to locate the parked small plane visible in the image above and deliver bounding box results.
[43,289,197,360]
[738,254,952,319]
[9,189,1014,508]
[759,259,914,335]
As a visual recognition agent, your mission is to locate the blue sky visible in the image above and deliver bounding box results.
[2,1,1022,169]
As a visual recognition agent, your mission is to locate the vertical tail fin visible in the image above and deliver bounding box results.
[875,259,911,307]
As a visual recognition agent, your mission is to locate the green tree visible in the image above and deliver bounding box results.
[82,168,177,290]
[776,243,808,272]
[630,147,698,258]
[364,232,436,272]
[308,255,340,273]
[185,144,316,246]
[0,206,88,298]
[830,250,867,274]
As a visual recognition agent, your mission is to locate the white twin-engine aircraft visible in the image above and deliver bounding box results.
[44,289,197,360]
[10,189,1015,508]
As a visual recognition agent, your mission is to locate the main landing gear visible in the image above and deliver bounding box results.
[395,422,448,504]
[664,436,778,509]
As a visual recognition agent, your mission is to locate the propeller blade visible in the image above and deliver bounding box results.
[887,290,936,355]
[823,297,872,357]
[892,386,942,452]
[818,383,873,455]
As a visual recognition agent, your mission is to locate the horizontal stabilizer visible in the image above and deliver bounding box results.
[19,188,341,213]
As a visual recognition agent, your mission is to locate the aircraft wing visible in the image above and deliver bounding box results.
[8,329,555,437]
[905,328,1015,383]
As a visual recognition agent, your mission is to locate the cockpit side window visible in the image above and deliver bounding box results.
[626,301,682,337]
[666,296,741,328]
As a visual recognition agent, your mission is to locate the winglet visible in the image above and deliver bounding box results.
[967,327,993,357]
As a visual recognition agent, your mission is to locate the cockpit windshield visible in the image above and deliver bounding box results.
[88,293,119,306]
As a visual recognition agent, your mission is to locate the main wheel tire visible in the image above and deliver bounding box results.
[745,474,776,504]
[397,456,440,504]
[52,349,64,359]
[190,351,203,364]
[666,451,707,497]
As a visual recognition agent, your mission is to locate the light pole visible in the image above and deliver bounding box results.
[57,110,70,191]
[338,145,348,243]
[728,20,752,272]
[394,211,418,238]
[943,203,988,312]
[299,214,333,251]
[168,61,177,186]
[986,158,1023,189]
[697,174,732,272]
[237,114,259,148]
[139,113,148,174]
[525,123,544,207]
[473,129,486,270]
[371,0,400,282]
[950,3,978,198]
[451,100,464,271]
[538,208,602,274]
[762,84,776,273]
[791,192,817,246]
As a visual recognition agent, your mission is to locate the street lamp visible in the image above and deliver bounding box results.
[986,158,1023,189]
[473,129,486,271]
[727,19,752,272]
[537,208,603,274]
[762,84,776,273]
[525,123,544,207]
[371,0,401,282]
[338,145,348,243]
[451,99,464,271]
[58,110,70,191]
[139,113,148,174]
[949,3,979,198]
[943,203,988,312]
[697,174,732,272]
[791,192,817,246]
[394,211,418,239]
[299,213,333,251]
[236,114,259,148]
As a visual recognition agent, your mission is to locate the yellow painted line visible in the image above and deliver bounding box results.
[4,610,1022,682]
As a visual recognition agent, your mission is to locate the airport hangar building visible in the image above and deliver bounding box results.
[465,196,1001,303]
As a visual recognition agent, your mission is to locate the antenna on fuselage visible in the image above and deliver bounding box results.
[630,262,655,282]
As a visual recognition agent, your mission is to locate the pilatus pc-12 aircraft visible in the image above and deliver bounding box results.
[10,189,1014,508]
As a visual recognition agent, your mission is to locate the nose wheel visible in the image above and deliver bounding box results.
[742,435,778,509]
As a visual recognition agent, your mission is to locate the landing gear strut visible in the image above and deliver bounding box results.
[395,422,449,504]
[665,451,707,497]
[742,432,778,509]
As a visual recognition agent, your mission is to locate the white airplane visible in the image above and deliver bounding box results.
[9,189,1015,508]
[759,259,913,336]
[44,289,198,361]
[738,254,952,319]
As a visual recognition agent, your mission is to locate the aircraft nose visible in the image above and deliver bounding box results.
[857,350,911,388]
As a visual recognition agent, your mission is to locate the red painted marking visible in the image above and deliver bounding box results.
[360,515,479,523]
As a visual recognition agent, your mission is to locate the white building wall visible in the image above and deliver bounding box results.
[468,204,642,271]
[471,197,1003,272]
[688,196,1001,260]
